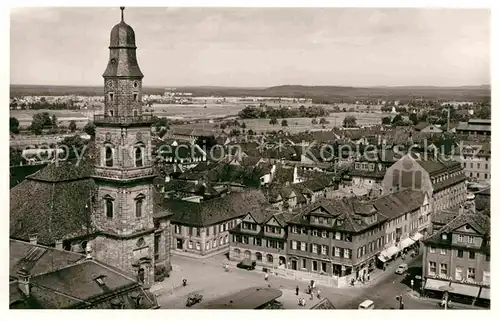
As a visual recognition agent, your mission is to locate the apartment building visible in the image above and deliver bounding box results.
[286,198,387,279]
[166,189,269,257]
[382,153,467,213]
[372,189,430,265]
[229,209,292,269]
[454,140,490,183]
[456,119,491,137]
[422,213,490,306]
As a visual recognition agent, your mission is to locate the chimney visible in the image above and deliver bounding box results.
[55,239,63,250]
[17,268,31,297]
[29,234,37,245]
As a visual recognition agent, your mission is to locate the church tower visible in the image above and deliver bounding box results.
[91,7,156,285]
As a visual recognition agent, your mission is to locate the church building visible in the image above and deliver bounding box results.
[10,8,171,285]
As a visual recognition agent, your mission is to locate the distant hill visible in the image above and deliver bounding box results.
[10,84,490,102]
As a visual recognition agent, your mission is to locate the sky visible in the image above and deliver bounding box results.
[10,7,490,87]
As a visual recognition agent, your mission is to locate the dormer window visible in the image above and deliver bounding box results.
[94,275,106,286]
[441,234,447,240]
[337,219,343,226]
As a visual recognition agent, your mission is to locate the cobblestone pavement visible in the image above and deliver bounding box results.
[152,254,362,309]
[151,253,485,310]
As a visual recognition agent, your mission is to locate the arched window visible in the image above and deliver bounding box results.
[234,248,240,257]
[135,194,145,218]
[104,195,114,218]
[135,145,143,167]
[105,146,113,167]
[255,252,262,261]
[266,254,274,263]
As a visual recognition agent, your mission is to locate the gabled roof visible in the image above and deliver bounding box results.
[424,214,490,252]
[165,189,269,227]
[372,189,424,220]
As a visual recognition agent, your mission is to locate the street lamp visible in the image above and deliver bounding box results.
[439,285,454,310]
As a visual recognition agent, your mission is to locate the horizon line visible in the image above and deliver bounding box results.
[10,83,491,89]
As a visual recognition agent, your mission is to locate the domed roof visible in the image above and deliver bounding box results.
[109,7,136,49]
[109,21,136,49]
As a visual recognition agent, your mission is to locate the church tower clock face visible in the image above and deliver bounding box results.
[106,79,115,89]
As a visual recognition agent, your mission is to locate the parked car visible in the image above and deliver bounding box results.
[395,263,408,275]
[236,259,256,270]
[358,300,375,309]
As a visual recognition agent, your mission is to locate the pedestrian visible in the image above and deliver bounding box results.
[307,285,311,294]
[317,289,321,299]
[310,292,314,300]
[367,273,370,281]
[264,272,269,281]
[296,286,299,296]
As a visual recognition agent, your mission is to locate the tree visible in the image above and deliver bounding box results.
[392,114,403,124]
[51,114,58,128]
[60,135,86,160]
[343,116,357,128]
[30,112,52,135]
[281,119,288,127]
[240,122,247,129]
[311,119,318,125]
[83,122,96,137]
[319,118,328,125]
[195,135,217,150]
[68,120,77,132]
[10,117,19,134]
[409,113,419,125]
[381,116,392,125]
[247,129,254,136]
[269,117,278,125]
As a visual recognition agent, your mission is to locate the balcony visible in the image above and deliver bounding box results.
[93,166,155,181]
[94,114,154,126]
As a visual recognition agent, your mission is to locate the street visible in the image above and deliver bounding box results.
[152,253,482,310]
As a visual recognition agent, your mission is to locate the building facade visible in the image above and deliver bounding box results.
[381,153,467,214]
[285,198,387,279]
[422,213,490,306]
[229,210,290,269]
[456,119,491,137]
[453,140,491,183]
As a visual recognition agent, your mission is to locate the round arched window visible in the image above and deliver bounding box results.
[136,237,145,247]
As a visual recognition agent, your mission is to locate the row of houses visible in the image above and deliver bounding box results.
[228,188,431,280]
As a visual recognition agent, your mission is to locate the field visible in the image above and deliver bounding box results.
[242,112,392,134]
[10,102,391,133]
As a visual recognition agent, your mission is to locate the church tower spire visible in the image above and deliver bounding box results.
[91,8,158,286]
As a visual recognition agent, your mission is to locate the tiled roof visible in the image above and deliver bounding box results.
[433,173,466,192]
[9,239,85,278]
[414,122,430,131]
[372,189,424,220]
[9,240,158,309]
[165,189,269,227]
[10,177,96,245]
[424,214,490,252]
[287,197,386,233]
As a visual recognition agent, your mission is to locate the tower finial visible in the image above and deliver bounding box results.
[120,7,125,22]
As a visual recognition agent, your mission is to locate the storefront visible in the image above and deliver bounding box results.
[448,283,481,304]
[377,245,399,268]
[423,278,452,299]
[476,287,490,308]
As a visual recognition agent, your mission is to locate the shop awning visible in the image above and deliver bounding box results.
[479,287,490,300]
[411,232,424,242]
[424,278,451,291]
[377,255,388,263]
[449,283,480,298]
[399,237,415,249]
[379,246,399,260]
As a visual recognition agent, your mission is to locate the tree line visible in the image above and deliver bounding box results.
[238,105,328,119]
